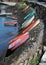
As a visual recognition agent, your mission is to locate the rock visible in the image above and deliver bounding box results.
[27,63,30,65]
[19,63,24,65]
[39,63,46,65]
[29,37,35,41]
[41,52,46,62]
[11,63,15,65]
[44,46,46,51]
[24,60,28,65]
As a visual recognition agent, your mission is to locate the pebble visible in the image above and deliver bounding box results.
[44,46,46,51]
[39,63,46,65]
[41,52,46,62]
[19,63,24,65]
[11,63,15,65]
[24,60,28,65]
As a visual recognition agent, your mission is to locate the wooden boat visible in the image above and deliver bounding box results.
[24,10,36,20]
[4,22,17,26]
[8,32,29,50]
[21,6,29,12]
[22,15,35,28]
[22,19,40,33]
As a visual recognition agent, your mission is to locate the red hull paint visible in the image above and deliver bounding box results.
[4,22,17,26]
[8,32,29,44]
[8,32,29,50]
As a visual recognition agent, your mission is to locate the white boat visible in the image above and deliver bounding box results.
[0,13,12,16]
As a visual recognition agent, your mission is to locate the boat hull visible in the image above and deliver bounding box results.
[8,32,29,51]
[22,15,35,28]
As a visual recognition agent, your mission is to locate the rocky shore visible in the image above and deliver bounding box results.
[0,20,44,65]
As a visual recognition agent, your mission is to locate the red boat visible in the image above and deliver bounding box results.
[4,22,17,26]
[8,32,29,50]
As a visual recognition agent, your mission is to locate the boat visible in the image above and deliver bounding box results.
[24,10,36,20]
[8,32,29,50]
[22,19,40,33]
[4,22,17,26]
[18,3,27,11]
[0,13,12,16]
[21,6,29,12]
[22,15,35,28]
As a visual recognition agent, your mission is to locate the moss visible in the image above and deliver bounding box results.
[29,53,41,65]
